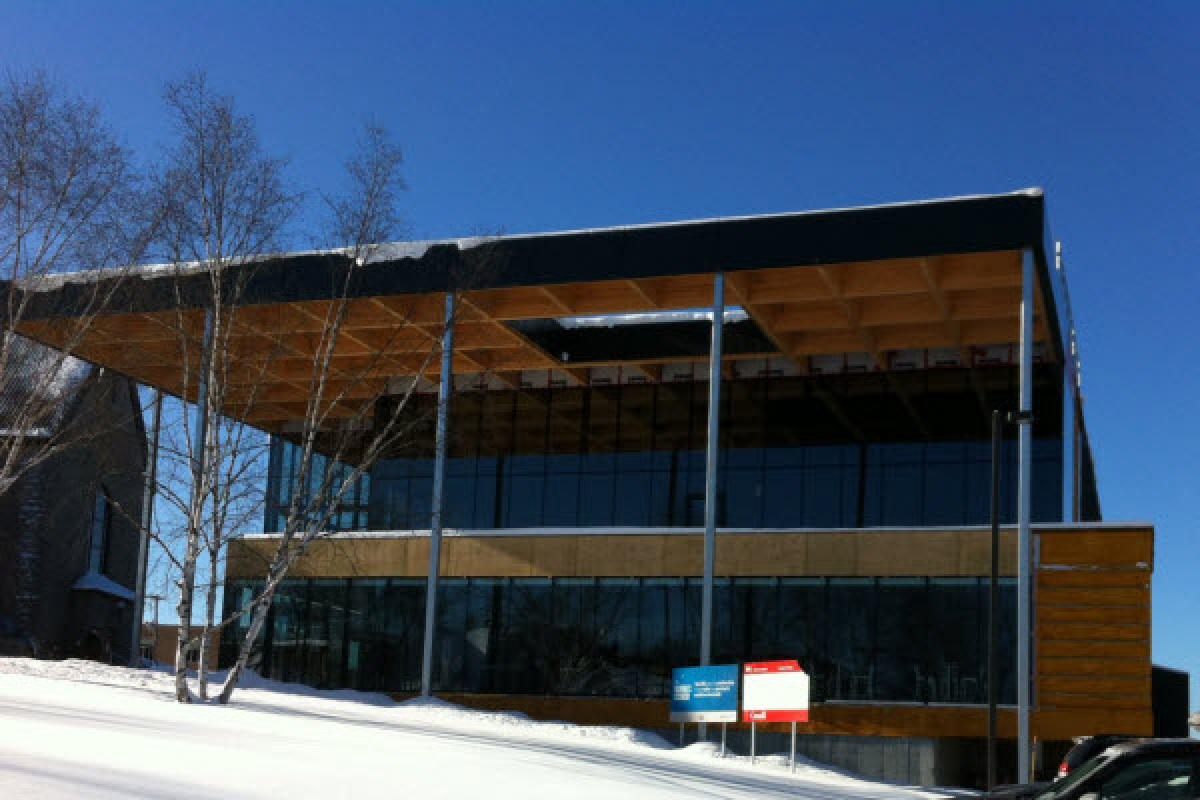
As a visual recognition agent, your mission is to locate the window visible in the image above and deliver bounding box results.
[88,490,111,574]
[1098,757,1194,800]
[248,574,1017,703]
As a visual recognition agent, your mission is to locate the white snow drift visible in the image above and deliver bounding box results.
[0,658,958,799]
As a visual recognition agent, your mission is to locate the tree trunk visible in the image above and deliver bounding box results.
[197,550,220,701]
[173,539,197,703]
[196,629,210,701]
[218,585,275,704]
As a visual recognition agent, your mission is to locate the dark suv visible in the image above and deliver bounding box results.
[1032,739,1199,800]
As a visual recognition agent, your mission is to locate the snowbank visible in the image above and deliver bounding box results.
[0,658,961,799]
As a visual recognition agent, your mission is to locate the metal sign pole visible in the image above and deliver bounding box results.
[751,721,756,765]
[721,722,726,758]
[790,721,797,773]
[678,722,684,746]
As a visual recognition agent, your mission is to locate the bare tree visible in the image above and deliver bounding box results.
[148,72,298,702]
[0,71,149,492]
[217,121,452,704]
[0,72,151,646]
[144,397,269,697]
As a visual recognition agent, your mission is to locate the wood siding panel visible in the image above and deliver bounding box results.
[227,524,1156,741]
[1039,531,1153,567]
[1038,640,1150,660]
[1037,605,1150,625]
[1034,525,1154,738]
[1038,657,1148,677]
[421,695,1149,741]
[1038,569,1151,589]
[229,528,1034,580]
[1038,587,1149,606]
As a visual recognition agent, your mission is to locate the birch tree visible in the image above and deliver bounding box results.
[0,71,149,494]
[149,72,298,702]
[1,72,152,648]
[217,122,457,704]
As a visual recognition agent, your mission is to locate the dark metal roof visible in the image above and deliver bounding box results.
[17,189,1049,319]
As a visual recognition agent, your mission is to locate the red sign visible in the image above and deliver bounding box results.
[742,660,810,723]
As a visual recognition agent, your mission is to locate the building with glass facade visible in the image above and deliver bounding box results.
[16,190,1168,788]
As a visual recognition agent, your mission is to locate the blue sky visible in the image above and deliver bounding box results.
[4,2,1197,701]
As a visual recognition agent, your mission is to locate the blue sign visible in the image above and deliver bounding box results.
[670,665,740,722]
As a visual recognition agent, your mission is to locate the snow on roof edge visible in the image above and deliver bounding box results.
[25,188,1045,290]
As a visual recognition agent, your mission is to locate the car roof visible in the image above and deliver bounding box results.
[1104,739,1200,757]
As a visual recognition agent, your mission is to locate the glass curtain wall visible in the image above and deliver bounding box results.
[264,367,1065,533]
[223,575,1018,705]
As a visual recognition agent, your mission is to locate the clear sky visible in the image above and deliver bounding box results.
[4,2,1197,703]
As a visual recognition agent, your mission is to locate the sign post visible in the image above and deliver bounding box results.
[671,665,739,757]
[742,660,811,773]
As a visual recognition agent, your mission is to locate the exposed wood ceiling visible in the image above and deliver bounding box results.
[16,249,1049,431]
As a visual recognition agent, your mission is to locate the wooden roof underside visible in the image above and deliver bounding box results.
[17,249,1049,432]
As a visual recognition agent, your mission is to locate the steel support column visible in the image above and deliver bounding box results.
[1017,251,1035,782]
[129,389,163,665]
[420,292,456,697]
[700,273,725,669]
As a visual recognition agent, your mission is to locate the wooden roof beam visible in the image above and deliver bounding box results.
[367,295,489,375]
[814,265,929,438]
[726,273,799,374]
[459,295,558,373]
[626,363,661,383]
[625,279,659,308]
[816,267,886,371]
[919,258,973,366]
[538,286,575,315]
[920,257,991,425]
[559,366,590,386]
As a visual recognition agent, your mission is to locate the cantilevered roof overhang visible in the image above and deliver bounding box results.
[11,189,1063,432]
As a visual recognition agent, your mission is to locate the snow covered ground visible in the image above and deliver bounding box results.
[0,658,962,799]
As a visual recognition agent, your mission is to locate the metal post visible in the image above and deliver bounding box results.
[790,721,797,773]
[987,409,1001,791]
[678,723,685,746]
[698,273,724,740]
[420,293,455,697]
[700,273,725,666]
[130,390,163,665]
[1016,251,1035,782]
[751,720,756,764]
[720,722,726,758]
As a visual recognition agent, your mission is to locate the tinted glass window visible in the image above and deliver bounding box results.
[266,370,1066,533]
[252,574,1017,702]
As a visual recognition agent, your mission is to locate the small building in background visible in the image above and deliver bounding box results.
[142,623,219,673]
[0,337,146,663]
